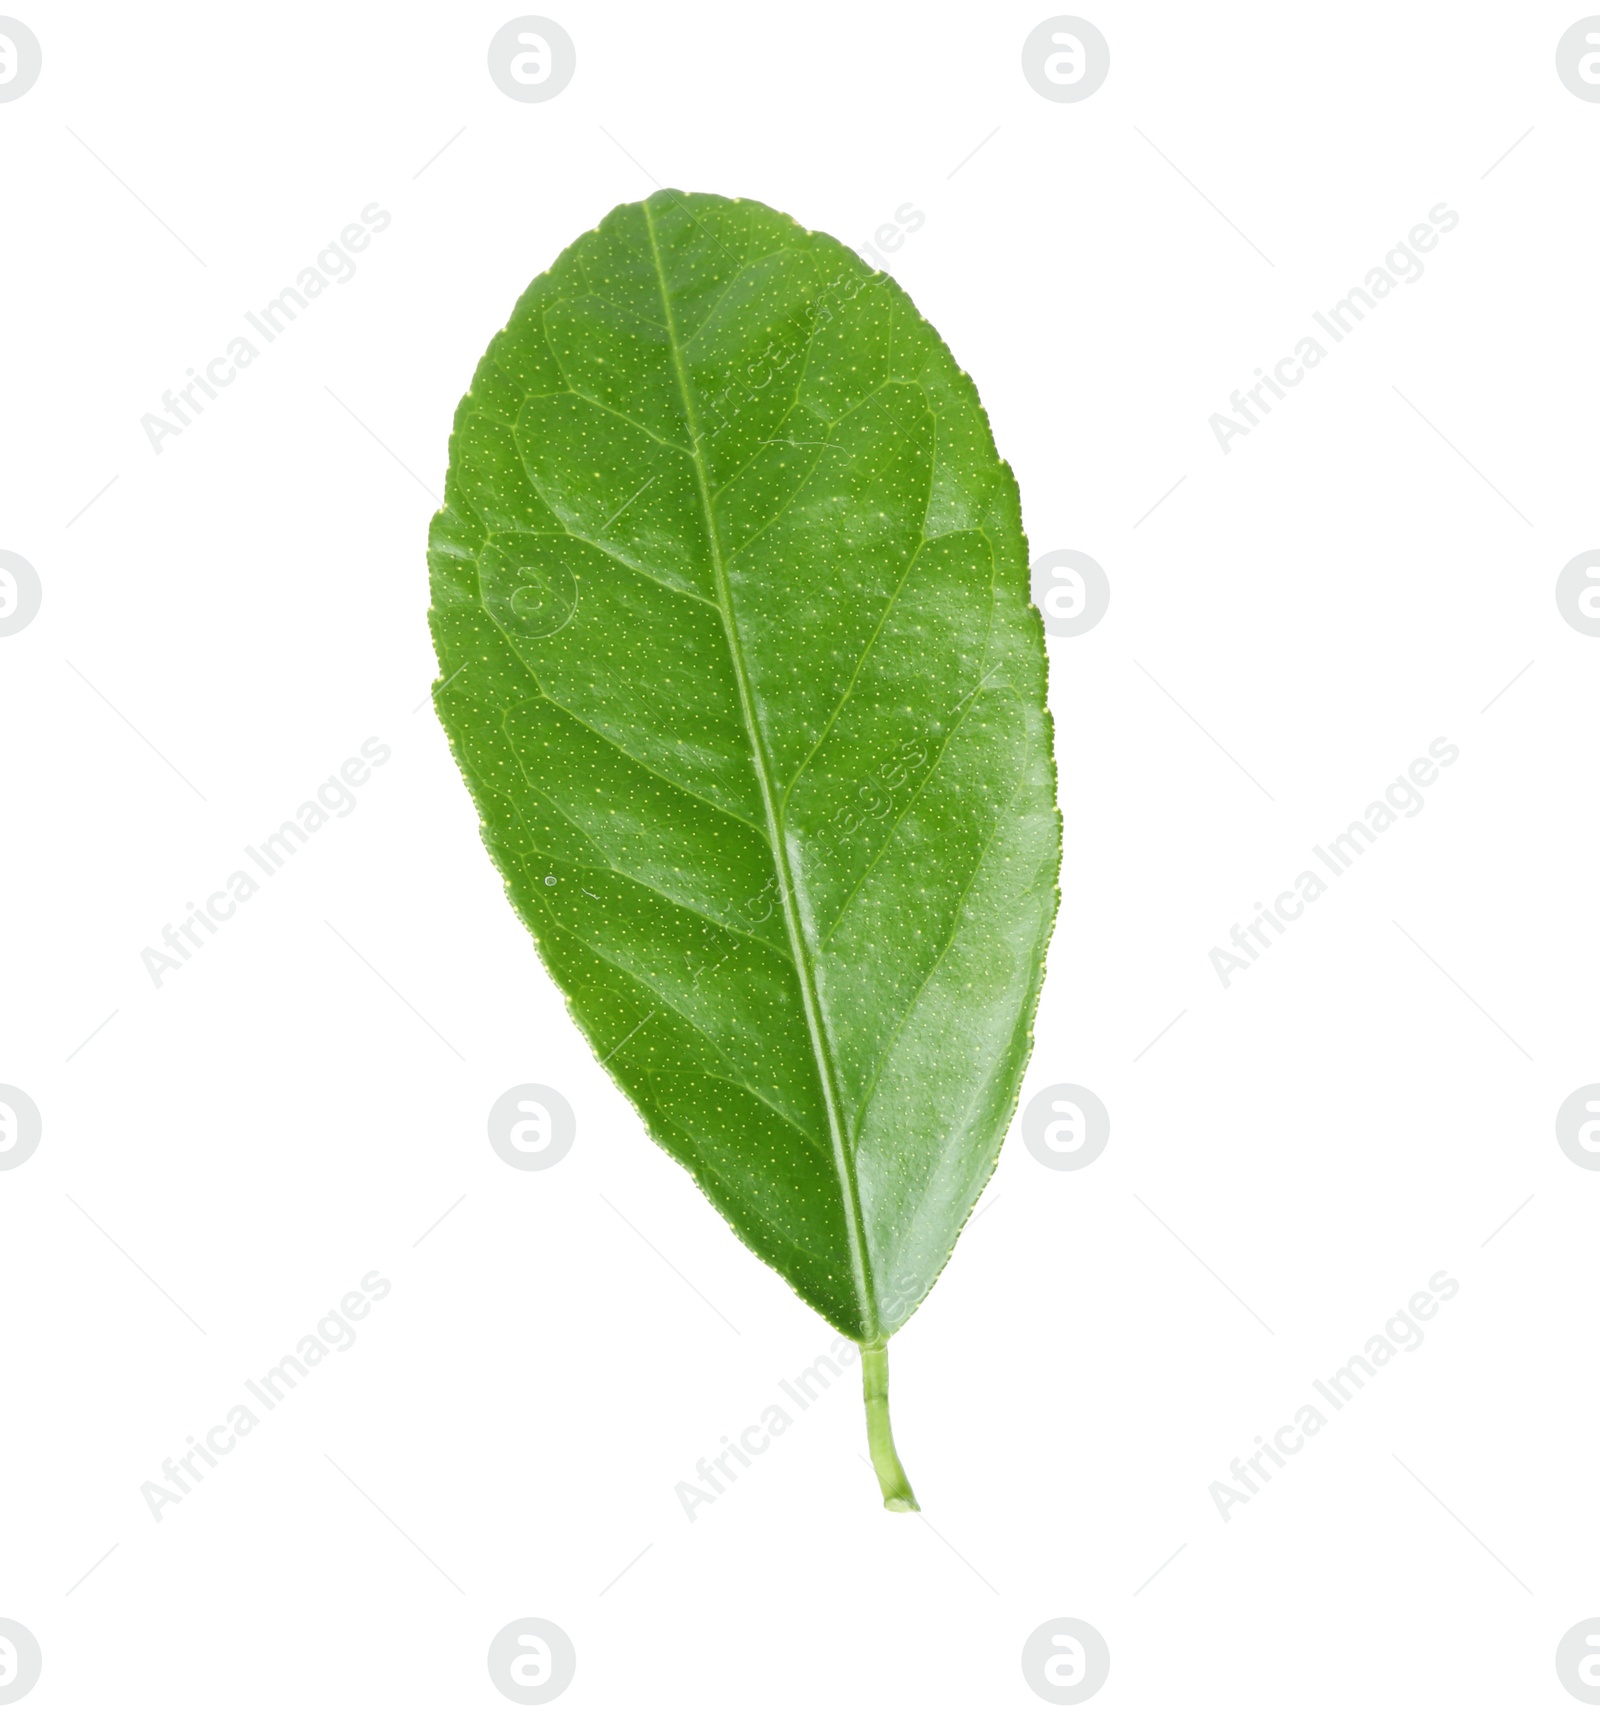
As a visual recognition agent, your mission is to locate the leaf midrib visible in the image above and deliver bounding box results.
[641,200,880,1339]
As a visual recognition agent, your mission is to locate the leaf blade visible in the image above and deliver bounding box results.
[430,191,1060,1342]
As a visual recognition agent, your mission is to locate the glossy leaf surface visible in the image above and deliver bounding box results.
[429,191,1059,1343]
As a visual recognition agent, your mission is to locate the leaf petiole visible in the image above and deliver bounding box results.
[862,1340,919,1512]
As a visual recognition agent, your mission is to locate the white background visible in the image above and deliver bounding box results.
[3,2,1598,1715]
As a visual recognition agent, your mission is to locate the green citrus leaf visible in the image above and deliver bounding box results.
[428,191,1059,1507]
